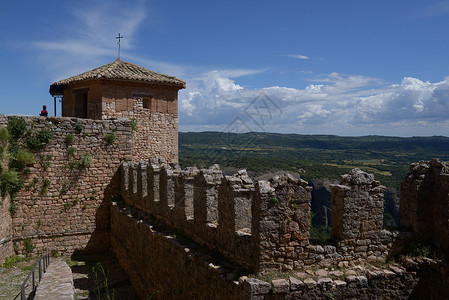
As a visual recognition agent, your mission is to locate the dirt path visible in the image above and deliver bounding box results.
[0,251,137,300]
[0,257,36,300]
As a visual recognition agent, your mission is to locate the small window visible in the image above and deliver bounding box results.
[143,98,151,109]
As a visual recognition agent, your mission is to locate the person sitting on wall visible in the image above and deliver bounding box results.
[40,105,48,117]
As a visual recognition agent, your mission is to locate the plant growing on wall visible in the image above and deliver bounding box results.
[41,178,51,194]
[0,169,22,198]
[68,146,77,156]
[104,133,116,145]
[24,238,35,255]
[39,154,52,171]
[65,133,75,143]
[9,200,17,215]
[130,118,137,135]
[8,149,35,171]
[74,122,83,133]
[70,152,93,169]
[6,117,27,138]
[27,128,53,151]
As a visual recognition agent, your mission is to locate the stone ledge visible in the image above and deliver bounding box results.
[34,259,74,300]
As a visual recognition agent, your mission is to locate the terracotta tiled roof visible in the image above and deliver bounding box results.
[50,58,185,88]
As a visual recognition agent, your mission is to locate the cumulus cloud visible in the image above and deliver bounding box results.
[179,72,449,136]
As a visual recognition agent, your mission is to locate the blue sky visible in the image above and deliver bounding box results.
[1,0,449,136]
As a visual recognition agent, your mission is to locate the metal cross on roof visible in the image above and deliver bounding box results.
[116,33,124,58]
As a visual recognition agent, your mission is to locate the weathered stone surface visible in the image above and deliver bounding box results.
[401,159,449,250]
[303,277,317,288]
[289,276,304,291]
[34,259,74,300]
[272,279,289,293]
[0,115,133,258]
[243,278,271,295]
[315,269,328,277]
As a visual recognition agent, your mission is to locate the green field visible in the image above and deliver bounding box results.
[179,132,449,190]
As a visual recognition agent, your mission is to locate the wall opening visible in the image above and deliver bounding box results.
[73,88,89,118]
[143,98,151,110]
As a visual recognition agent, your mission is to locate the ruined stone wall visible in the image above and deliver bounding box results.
[331,169,388,259]
[120,162,393,272]
[0,194,13,264]
[110,203,243,300]
[0,115,132,259]
[401,159,449,249]
[252,174,312,271]
[111,202,433,300]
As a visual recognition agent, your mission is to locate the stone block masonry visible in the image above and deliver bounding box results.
[0,194,13,264]
[111,195,443,300]
[401,159,449,250]
[331,169,389,260]
[110,203,243,300]
[0,114,133,260]
[120,161,394,273]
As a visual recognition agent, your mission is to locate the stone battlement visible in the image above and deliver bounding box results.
[121,161,394,272]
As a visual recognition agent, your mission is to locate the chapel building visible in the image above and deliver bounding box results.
[49,58,185,162]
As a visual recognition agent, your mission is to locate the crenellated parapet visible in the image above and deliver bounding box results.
[252,174,312,271]
[401,159,449,249]
[121,161,396,271]
[330,168,389,261]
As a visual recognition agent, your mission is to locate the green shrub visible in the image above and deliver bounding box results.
[65,133,75,143]
[63,201,72,210]
[310,224,331,244]
[130,118,137,134]
[69,153,93,169]
[61,183,68,195]
[0,127,10,143]
[74,122,83,133]
[68,146,77,156]
[9,201,17,215]
[104,133,116,145]
[24,238,34,254]
[0,169,22,197]
[9,149,35,171]
[7,117,27,139]
[27,129,53,151]
[3,255,24,268]
[79,153,93,168]
[7,142,19,155]
[41,178,51,194]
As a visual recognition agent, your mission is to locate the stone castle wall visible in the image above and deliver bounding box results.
[401,159,449,249]
[0,194,13,263]
[120,162,393,273]
[110,202,434,300]
[0,115,133,260]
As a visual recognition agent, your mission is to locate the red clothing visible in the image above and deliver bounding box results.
[40,108,48,117]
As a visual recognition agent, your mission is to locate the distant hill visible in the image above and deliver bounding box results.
[179,131,449,189]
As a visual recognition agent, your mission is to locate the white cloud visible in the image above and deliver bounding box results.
[179,72,449,137]
[286,54,310,60]
[31,0,147,81]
